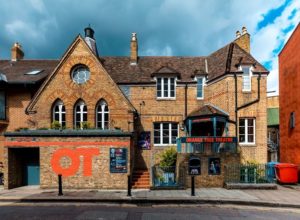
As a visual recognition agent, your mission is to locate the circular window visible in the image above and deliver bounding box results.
[71,65,90,84]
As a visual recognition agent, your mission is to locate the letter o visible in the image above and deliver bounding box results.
[51,148,80,177]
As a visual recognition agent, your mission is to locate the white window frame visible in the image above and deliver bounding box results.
[52,100,66,127]
[239,118,256,145]
[156,77,176,99]
[154,122,179,146]
[74,101,87,129]
[241,65,252,92]
[96,100,109,129]
[195,77,205,99]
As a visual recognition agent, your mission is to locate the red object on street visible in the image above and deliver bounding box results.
[275,163,298,184]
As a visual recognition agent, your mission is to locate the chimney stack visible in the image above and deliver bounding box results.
[11,42,24,61]
[130,33,138,65]
[234,26,250,53]
[84,25,99,56]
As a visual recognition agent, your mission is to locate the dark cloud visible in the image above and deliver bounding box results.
[0,0,282,59]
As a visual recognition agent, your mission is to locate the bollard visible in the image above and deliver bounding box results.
[191,176,195,196]
[127,175,132,197]
[58,174,63,196]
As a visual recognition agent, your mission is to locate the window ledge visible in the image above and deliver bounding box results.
[197,97,204,100]
[156,98,176,101]
[242,90,252,93]
[239,143,256,147]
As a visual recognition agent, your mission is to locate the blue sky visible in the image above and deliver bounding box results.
[0,0,299,94]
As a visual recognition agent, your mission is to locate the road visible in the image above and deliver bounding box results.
[0,203,300,220]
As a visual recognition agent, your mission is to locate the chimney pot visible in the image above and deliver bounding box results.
[242,26,247,35]
[236,31,241,38]
[84,25,99,56]
[234,27,250,53]
[11,42,24,61]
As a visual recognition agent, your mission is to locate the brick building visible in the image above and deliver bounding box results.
[279,23,300,164]
[0,26,268,189]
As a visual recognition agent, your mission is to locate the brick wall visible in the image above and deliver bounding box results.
[279,24,300,164]
[177,153,240,187]
[130,74,267,168]
[4,136,132,189]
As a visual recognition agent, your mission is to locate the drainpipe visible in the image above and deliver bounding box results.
[185,83,188,118]
[234,73,238,138]
[235,73,261,141]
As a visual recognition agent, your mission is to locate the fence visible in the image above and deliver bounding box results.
[152,166,185,188]
[224,164,275,184]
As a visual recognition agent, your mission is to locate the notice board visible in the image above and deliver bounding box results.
[110,148,127,173]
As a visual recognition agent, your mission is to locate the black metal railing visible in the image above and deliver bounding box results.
[225,164,275,184]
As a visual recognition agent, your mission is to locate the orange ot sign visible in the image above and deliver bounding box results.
[51,148,100,177]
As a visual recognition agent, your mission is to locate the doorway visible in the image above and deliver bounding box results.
[8,148,40,188]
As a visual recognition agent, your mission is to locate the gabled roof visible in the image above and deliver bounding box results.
[26,35,136,113]
[0,41,269,85]
[188,104,229,118]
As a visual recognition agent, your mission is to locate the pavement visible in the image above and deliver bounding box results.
[1,185,300,208]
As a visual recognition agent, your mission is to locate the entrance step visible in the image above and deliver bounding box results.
[132,170,150,189]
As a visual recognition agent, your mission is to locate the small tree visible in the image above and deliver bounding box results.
[159,147,177,167]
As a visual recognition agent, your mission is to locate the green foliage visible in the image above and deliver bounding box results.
[51,120,62,130]
[158,147,177,167]
[37,127,48,130]
[15,127,29,131]
[80,121,91,129]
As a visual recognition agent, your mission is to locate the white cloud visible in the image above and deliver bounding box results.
[251,1,300,95]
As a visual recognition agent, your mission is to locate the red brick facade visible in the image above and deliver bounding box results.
[279,24,300,164]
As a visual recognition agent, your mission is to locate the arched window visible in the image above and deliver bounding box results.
[74,100,87,129]
[96,100,109,129]
[52,100,66,128]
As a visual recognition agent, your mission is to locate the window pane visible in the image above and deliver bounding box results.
[239,127,245,135]
[76,113,80,122]
[172,123,177,129]
[197,78,203,98]
[239,119,245,126]
[248,119,253,126]
[248,135,254,143]
[163,78,168,97]
[154,123,160,130]
[248,126,254,135]
[83,105,87,112]
[157,78,162,97]
[54,113,59,121]
[83,113,87,122]
[154,137,160,144]
[242,67,251,90]
[239,135,245,142]
[170,78,175,97]
[163,137,169,144]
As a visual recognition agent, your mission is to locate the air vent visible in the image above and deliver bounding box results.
[25,70,44,75]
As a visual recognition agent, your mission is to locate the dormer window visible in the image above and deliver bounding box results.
[156,77,176,99]
[242,66,251,92]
